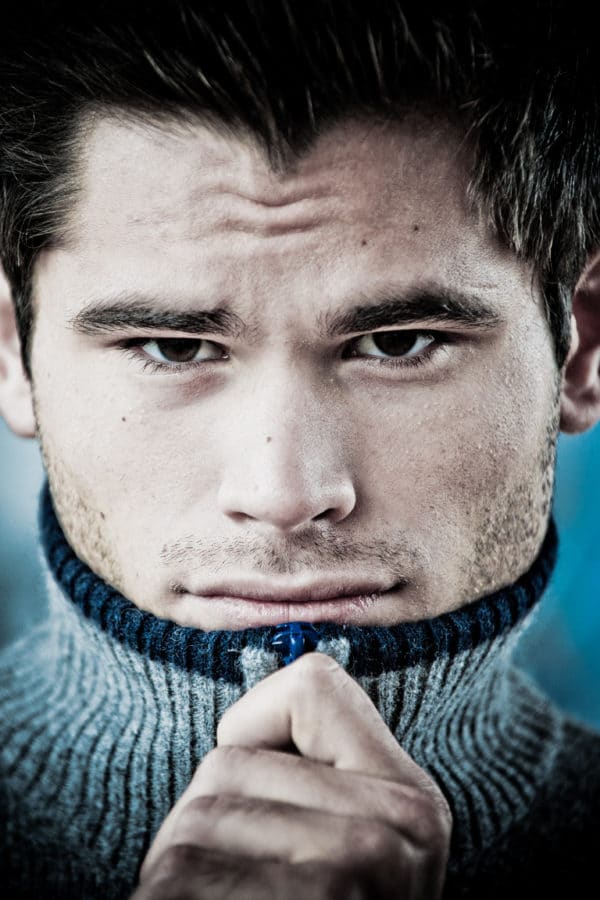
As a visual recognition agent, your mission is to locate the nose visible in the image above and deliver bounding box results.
[216,371,357,533]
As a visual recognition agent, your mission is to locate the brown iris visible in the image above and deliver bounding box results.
[153,339,203,362]
[368,331,422,356]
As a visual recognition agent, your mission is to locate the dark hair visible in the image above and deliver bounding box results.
[1,0,599,374]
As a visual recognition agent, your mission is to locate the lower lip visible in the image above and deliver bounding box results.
[181,592,384,628]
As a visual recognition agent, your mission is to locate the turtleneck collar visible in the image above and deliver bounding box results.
[0,482,563,889]
[40,481,558,682]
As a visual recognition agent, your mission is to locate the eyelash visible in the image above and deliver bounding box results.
[120,332,449,375]
[121,339,229,375]
[343,333,445,370]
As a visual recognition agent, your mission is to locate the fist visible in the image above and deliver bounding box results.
[133,653,452,899]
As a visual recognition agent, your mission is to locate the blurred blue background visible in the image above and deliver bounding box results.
[1,418,599,730]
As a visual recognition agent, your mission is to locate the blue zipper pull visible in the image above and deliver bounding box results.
[271,622,320,666]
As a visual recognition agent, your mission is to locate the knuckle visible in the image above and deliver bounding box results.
[423,784,453,834]
[383,780,452,848]
[179,791,243,823]
[436,784,453,824]
[408,789,453,849]
[184,792,223,815]
[149,843,205,881]
[384,779,423,815]
[434,790,454,839]
[423,776,453,831]
[195,744,246,789]
[172,793,226,841]
[178,791,271,832]
[344,818,398,864]
[416,807,448,848]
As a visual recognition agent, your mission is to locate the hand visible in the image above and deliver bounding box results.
[133,652,452,899]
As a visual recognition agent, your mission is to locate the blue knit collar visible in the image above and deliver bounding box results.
[40,482,557,680]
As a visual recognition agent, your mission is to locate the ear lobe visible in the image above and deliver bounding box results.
[0,265,36,438]
[560,250,600,434]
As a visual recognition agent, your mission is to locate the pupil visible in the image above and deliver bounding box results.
[373,332,417,356]
[157,339,200,362]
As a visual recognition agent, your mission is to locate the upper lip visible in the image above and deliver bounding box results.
[186,579,399,603]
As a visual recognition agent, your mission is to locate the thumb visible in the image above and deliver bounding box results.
[217,652,432,793]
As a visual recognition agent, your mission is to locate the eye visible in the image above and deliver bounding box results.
[137,338,226,365]
[346,330,436,360]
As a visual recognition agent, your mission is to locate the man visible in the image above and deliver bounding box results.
[0,1,599,898]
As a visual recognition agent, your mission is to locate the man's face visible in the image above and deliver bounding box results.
[29,115,559,630]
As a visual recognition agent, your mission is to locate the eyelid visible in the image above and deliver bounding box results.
[120,334,225,345]
[120,335,228,373]
[119,328,454,375]
[120,336,228,354]
[343,327,449,351]
[342,328,455,372]
[342,322,462,339]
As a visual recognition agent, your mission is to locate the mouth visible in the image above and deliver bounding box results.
[175,579,407,629]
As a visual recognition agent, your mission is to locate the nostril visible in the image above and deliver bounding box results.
[314,508,335,521]
[227,510,258,524]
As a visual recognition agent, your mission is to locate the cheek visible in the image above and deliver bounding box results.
[32,351,218,529]
[357,353,555,531]
[77,412,220,513]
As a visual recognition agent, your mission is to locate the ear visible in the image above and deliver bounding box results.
[0,262,36,438]
[560,249,600,434]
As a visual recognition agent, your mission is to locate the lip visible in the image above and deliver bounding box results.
[187,578,396,604]
[178,578,406,629]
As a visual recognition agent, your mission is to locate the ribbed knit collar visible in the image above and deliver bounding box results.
[40,482,558,682]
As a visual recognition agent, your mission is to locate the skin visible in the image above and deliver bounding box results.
[27,115,560,630]
[3,113,600,898]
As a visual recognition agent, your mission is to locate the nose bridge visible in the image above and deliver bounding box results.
[217,362,355,529]
[258,363,328,457]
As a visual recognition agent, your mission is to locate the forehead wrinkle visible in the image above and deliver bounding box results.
[66,114,466,253]
[201,214,330,239]
[182,184,339,241]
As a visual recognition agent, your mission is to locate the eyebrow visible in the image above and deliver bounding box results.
[68,285,501,341]
[69,294,247,338]
[322,288,501,337]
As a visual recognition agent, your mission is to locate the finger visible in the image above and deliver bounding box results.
[140,744,448,879]
[193,745,442,846]
[137,846,372,900]
[217,652,436,790]
[135,845,257,900]
[148,795,420,893]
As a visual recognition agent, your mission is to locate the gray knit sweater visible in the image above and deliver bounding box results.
[1,489,599,899]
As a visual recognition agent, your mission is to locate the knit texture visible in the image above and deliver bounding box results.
[1,485,599,899]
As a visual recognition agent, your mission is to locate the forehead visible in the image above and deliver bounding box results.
[47,112,535,328]
[71,113,474,245]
